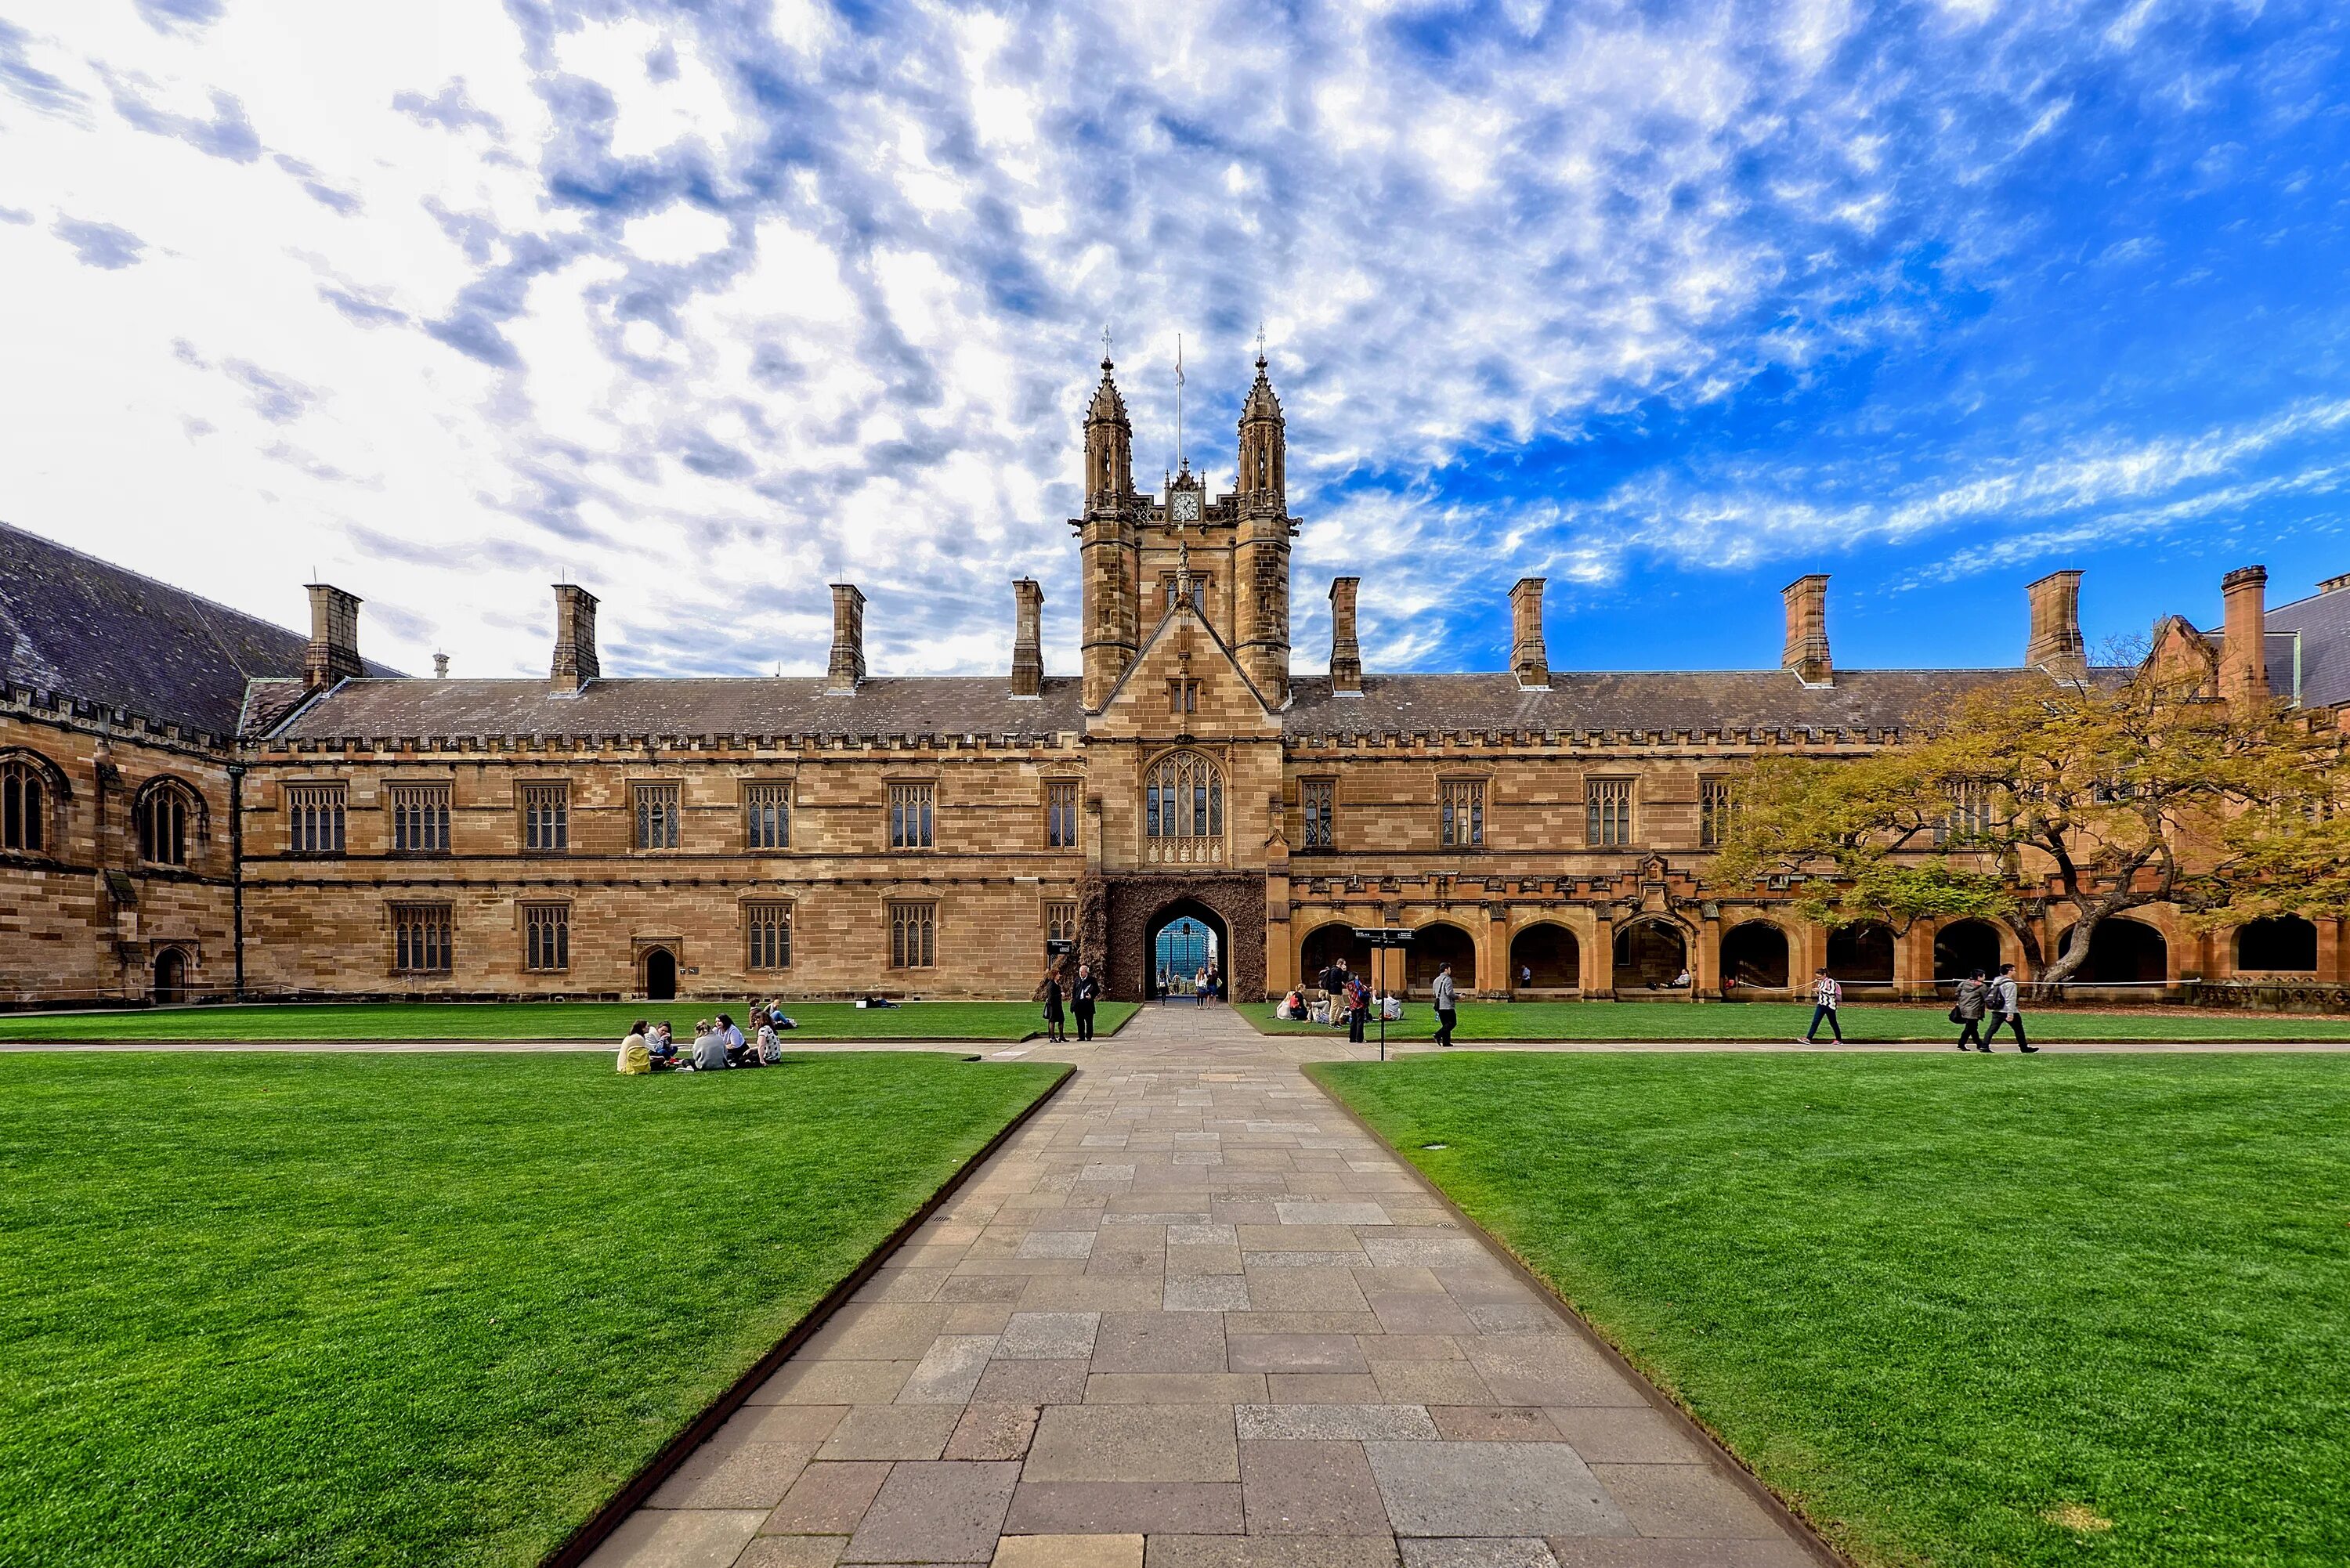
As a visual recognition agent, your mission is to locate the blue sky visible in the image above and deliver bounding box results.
[2,0,2345,681]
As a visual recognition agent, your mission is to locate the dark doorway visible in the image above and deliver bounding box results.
[2237,916,2319,972]
[1408,923,1477,992]
[1509,924,1579,989]
[645,948,678,1001]
[1934,919,2003,981]
[1719,922,1789,989]
[2061,919,2167,984]
[1613,920,1688,988]
[153,948,188,1005]
[1145,900,1231,998]
[1826,923,1895,983]
[1301,923,1370,991]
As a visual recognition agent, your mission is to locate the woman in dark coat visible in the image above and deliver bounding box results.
[1042,970,1068,1043]
[1952,968,1989,1052]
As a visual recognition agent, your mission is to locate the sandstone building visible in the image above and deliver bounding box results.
[5,353,2348,1006]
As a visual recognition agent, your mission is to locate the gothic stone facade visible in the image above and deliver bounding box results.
[6,360,2350,1006]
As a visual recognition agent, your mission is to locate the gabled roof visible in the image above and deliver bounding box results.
[1281,668,2098,738]
[0,521,398,739]
[266,675,1087,744]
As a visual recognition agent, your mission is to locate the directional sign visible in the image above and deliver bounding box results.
[1044,939,1077,956]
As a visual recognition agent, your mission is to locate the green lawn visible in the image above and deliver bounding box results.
[0,999,1137,1043]
[1310,1053,2350,1568]
[0,1051,1066,1568]
[1246,999,2350,1041]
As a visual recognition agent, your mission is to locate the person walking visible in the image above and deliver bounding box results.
[1802,968,1844,1043]
[1983,963,2038,1052]
[1432,962,1459,1048]
[1951,968,1990,1050]
[1042,970,1067,1043]
[1346,972,1369,1045]
[1072,964,1099,1041]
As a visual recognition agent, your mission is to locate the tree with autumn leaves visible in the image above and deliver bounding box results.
[1710,666,2350,995]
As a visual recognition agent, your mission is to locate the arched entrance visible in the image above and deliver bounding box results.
[1145,900,1230,998]
[1301,922,1369,991]
[1934,919,2003,981]
[2060,919,2167,984]
[2236,916,2318,973]
[1826,923,1895,984]
[1719,922,1789,989]
[1613,919,1688,989]
[645,948,678,1001]
[1509,923,1579,990]
[153,947,188,1005]
[1407,922,1477,994]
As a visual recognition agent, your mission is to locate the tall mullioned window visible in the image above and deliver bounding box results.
[890,901,936,969]
[388,783,450,854]
[1439,779,1484,848]
[138,779,197,865]
[1,759,47,852]
[1044,901,1078,944]
[888,782,935,849]
[392,903,453,973]
[634,783,681,850]
[521,782,569,853]
[287,784,346,854]
[523,904,569,972]
[1699,778,1734,847]
[1144,750,1224,865]
[747,902,792,970]
[1300,779,1334,851]
[1587,779,1634,847]
[746,784,790,850]
[1047,781,1080,849]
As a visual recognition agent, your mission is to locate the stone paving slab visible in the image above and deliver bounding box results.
[586,1004,1828,1568]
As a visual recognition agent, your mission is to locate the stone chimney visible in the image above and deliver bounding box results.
[1781,574,1832,686]
[1509,577,1549,690]
[303,583,363,692]
[826,583,866,694]
[2319,571,2350,596]
[2024,569,2088,682]
[550,584,600,693]
[1329,577,1362,695]
[2220,565,2269,706]
[1010,578,1044,698]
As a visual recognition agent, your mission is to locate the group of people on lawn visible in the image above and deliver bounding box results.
[1275,957,1462,1047]
[615,1002,799,1074]
[1802,963,2037,1051]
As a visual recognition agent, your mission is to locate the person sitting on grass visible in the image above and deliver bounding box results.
[766,999,797,1029]
[757,1023,784,1064]
[646,1022,679,1068]
[691,1022,730,1071]
[616,1020,652,1075]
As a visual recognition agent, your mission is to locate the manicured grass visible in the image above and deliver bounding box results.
[1246,999,2350,1041]
[0,1051,1066,1567]
[0,999,1137,1042]
[1310,1053,2350,1567]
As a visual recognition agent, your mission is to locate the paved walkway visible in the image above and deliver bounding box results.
[586,1004,1824,1568]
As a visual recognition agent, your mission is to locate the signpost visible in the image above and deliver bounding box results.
[1352,927,1415,1061]
[1044,939,1076,957]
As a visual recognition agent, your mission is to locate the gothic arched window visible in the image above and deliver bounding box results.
[138,778,201,865]
[1144,750,1224,865]
[2,757,49,853]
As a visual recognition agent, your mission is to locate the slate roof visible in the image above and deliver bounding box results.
[1280,668,2083,737]
[0,521,400,739]
[2265,583,2350,709]
[266,675,1090,742]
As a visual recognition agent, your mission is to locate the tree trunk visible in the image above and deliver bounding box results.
[2028,899,2140,1001]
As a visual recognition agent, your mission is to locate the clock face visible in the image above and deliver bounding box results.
[1170,490,1201,525]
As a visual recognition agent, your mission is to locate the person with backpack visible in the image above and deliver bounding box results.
[1951,969,1990,1051]
[1346,972,1370,1044]
[1802,968,1844,1043]
[1983,963,2038,1052]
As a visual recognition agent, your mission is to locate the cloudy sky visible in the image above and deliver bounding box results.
[2,0,2345,685]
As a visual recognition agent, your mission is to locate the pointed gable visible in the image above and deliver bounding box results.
[1086,597,1281,742]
